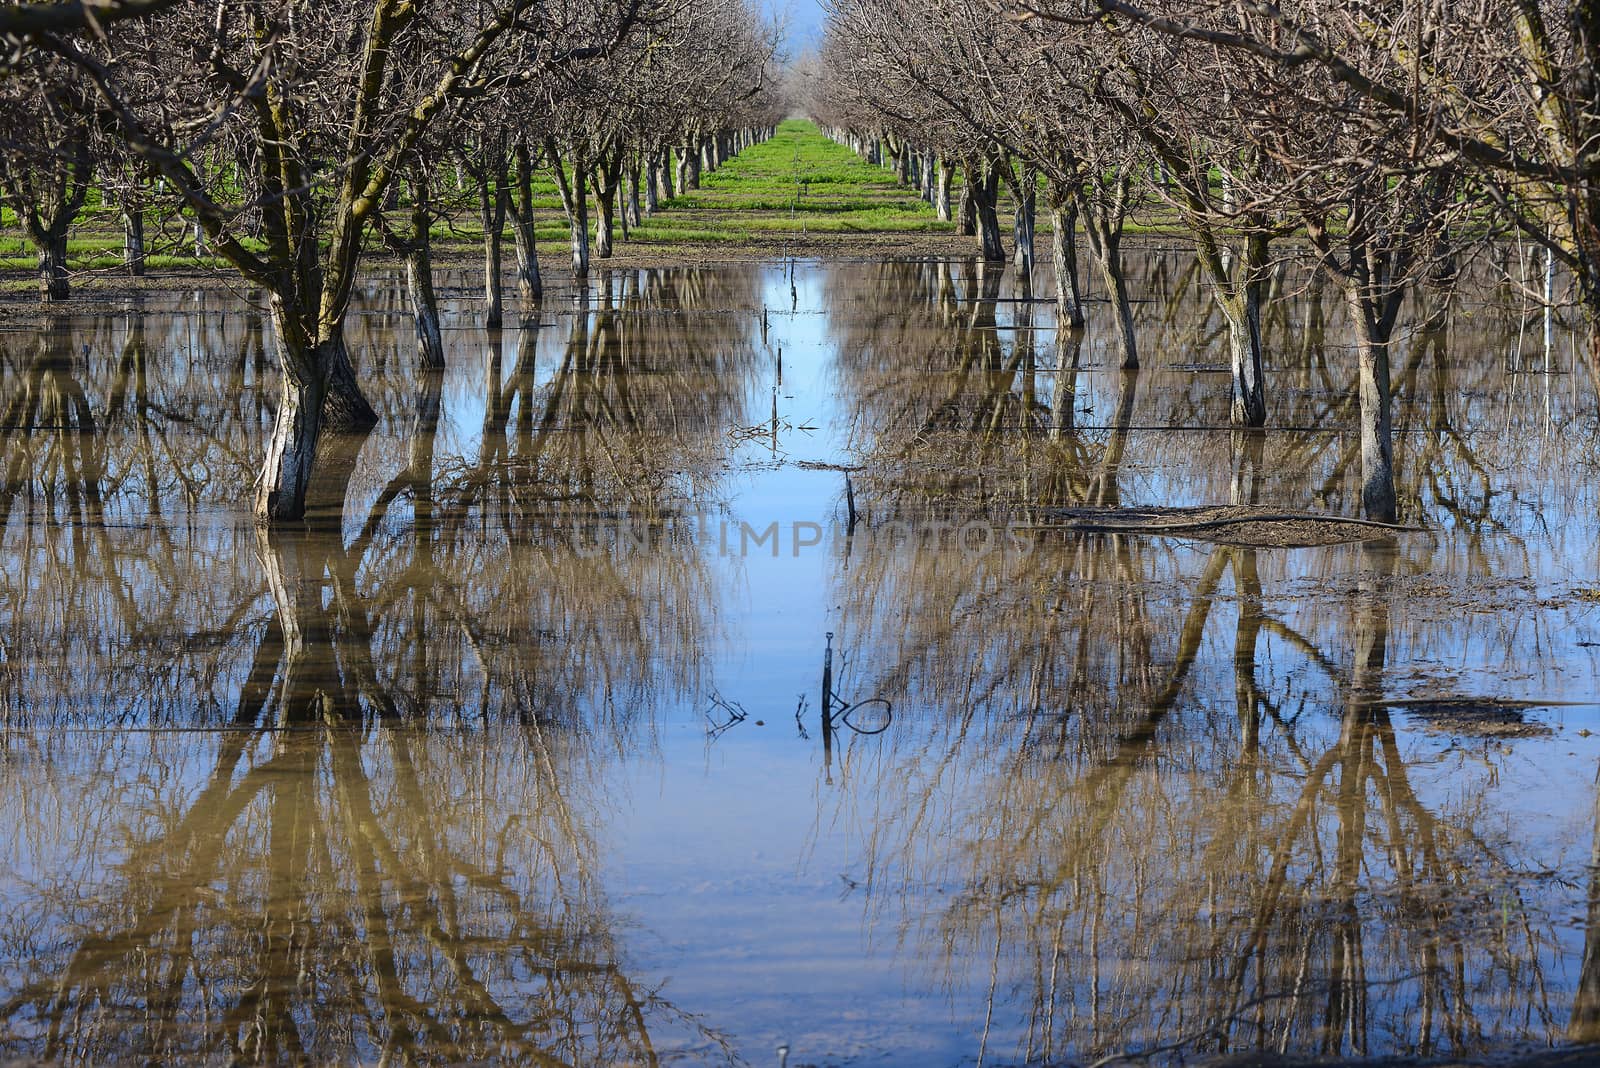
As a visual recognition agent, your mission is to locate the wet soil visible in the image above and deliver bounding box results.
[0,229,982,321]
[1387,698,1560,738]
[1040,505,1421,547]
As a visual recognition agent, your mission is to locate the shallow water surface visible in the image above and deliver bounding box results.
[1,253,1599,1065]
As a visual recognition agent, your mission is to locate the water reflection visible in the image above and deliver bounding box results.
[827,528,1575,1061]
[832,257,1594,538]
[0,274,765,1065]
[0,714,692,1063]
[0,255,1596,1065]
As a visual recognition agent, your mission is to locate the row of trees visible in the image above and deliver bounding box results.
[807,0,1600,522]
[0,0,782,522]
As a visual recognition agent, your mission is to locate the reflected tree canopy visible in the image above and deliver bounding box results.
[0,268,760,1064]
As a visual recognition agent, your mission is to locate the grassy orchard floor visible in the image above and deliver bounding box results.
[0,119,1317,296]
[621,118,954,243]
[426,117,977,264]
[0,120,978,296]
[2,118,1229,294]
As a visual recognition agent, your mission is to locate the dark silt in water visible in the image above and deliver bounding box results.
[1,251,1600,1065]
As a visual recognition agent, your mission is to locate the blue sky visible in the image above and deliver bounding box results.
[763,0,827,57]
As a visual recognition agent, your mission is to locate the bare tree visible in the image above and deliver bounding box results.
[0,56,90,301]
[29,0,644,522]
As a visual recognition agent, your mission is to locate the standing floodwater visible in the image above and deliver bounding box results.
[1,254,1599,1065]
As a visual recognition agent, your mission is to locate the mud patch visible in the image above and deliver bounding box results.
[791,459,861,472]
[1035,505,1422,548]
[1389,698,1557,738]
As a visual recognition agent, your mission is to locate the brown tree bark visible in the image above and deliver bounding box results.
[972,155,1005,263]
[548,141,591,277]
[957,158,977,237]
[1349,291,1397,523]
[935,157,953,222]
[121,189,146,277]
[36,234,69,302]
[1047,189,1086,329]
[509,143,543,305]
[403,182,445,372]
[1076,175,1138,369]
[476,168,507,328]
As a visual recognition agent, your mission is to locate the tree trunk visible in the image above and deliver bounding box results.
[1079,187,1137,369]
[660,151,676,201]
[400,169,446,371]
[1049,200,1086,328]
[1226,310,1266,427]
[257,338,328,523]
[1350,298,1397,523]
[38,233,68,302]
[256,307,376,523]
[594,187,615,258]
[684,143,701,190]
[1012,171,1036,277]
[549,147,591,278]
[511,212,543,305]
[478,173,506,328]
[1585,309,1600,401]
[405,246,445,372]
[957,159,978,237]
[974,159,1005,263]
[935,158,953,222]
[626,162,642,227]
[568,194,590,277]
[592,148,623,259]
[645,153,661,215]
[510,144,544,305]
[122,209,145,277]
[321,333,377,431]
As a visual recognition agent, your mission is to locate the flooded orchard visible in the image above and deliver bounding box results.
[2,250,1600,1066]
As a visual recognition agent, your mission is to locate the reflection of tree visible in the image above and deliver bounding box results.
[332,267,757,730]
[829,259,1119,519]
[0,318,103,532]
[825,527,1572,1063]
[0,268,762,1063]
[0,471,717,1062]
[0,306,270,728]
[831,251,1583,543]
[0,602,679,1062]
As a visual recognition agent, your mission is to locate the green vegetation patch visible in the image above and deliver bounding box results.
[0,119,960,283]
